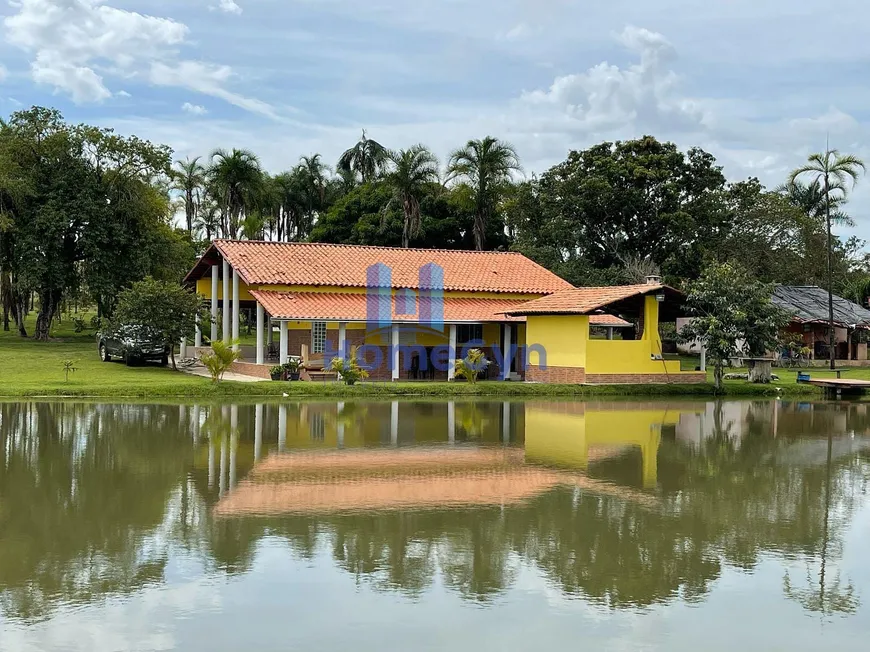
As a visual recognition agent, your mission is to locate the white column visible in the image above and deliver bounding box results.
[391,401,399,446]
[338,322,347,360]
[256,303,265,365]
[502,324,512,381]
[195,313,202,348]
[448,324,458,381]
[278,404,287,452]
[180,338,187,359]
[447,401,455,444]
[267,316,274,346]
[391,323,400,382]
[208,435,215,488]
[230,405,239,489]
[700,346,707,372]
[254,404,263,462]
[211,265,219,342]
[232,268,240,351]
[279,322,289,365]
[192,405,201,443]
[222,259,231,343]
[219,429,228,497]
[229,405,238,488]
[502,402,511,443]
[607,327,614,341]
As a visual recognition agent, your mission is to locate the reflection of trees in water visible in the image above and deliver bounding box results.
[2,401,869,621]
[0,402,193,621]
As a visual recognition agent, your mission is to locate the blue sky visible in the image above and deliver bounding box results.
[1,0,869,240]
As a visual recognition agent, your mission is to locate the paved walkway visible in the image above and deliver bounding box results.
[180,364,270,383]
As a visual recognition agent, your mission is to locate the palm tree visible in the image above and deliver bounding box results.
[789,149,865,369]
[273,168,313,241]
[299,154,331,208]
[777,179,853,227]
[208,148,263,238]
[338,130,389,183]
[383,145,440,248]
[170,157,206,234]
[193,196,221,241]
[447,136,522,250]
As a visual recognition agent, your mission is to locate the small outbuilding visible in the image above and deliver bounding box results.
[771,286,870,362]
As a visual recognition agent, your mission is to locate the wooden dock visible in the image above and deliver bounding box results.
[806,378,870,398]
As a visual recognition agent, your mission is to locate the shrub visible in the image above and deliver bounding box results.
[454,348,489,384]
[200,340,242,383]
[330,348,370,385]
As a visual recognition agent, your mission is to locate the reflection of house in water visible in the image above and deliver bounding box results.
[524,402,704,487]
[211,401,712,517]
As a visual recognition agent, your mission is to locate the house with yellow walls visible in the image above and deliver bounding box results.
[184,240,705,384]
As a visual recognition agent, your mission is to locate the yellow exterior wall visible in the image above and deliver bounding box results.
[524,405,683,485]
[524,294,685,376]
[525,315,589,368]
[585,294,680,374]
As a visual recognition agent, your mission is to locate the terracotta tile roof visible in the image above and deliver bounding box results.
[250,290,529,322]
[503,284,673,315]
[589,314,633,327]
[188,240,574,295]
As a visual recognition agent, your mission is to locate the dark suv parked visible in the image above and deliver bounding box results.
[97,325,170,366]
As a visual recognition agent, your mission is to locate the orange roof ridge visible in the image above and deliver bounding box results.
[187,240,574,295]
[212,238,531,256]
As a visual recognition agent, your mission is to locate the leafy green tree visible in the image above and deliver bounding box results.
[719,179,830,286]
[208,148,263,238]
[510,137,729,279]
[679,262,789,390]
[170,156,206,234]
[337,130,389,183]
[447,136,521,250]
[112,277,208,369]
[383,145,440,248]
[789,149,865,369]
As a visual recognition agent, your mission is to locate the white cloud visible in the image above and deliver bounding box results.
[182,101,208,115]
[4,0,186,103]
[517,26,704,137]
[150,60,277,119]
[2,0,271,116]
[216,0,243,14]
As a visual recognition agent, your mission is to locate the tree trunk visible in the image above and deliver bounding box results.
[171,348,177,371]
[34,289,61,342]
[714,363,724,392]
[825,173,836,371]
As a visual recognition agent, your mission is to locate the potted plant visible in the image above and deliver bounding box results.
[269,365,284,381]
[284,357,302,381]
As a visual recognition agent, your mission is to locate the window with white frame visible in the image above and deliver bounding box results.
[312,322,327,354]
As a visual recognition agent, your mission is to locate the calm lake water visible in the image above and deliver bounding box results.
[1,398,869,651]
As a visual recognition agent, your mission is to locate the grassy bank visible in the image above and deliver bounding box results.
[0,315,830,399]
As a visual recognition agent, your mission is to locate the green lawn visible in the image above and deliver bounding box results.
[0,312,839,399]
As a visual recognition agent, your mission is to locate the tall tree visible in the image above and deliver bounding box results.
[777,179,853,227]
[789,149,865,370]
[170,156,206,234]
[383,146,440,248]
[208,148,263,238]
[447,136,521,250]
[299,154,331,208]
[680,262,789,390]
[337,130,389,183]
